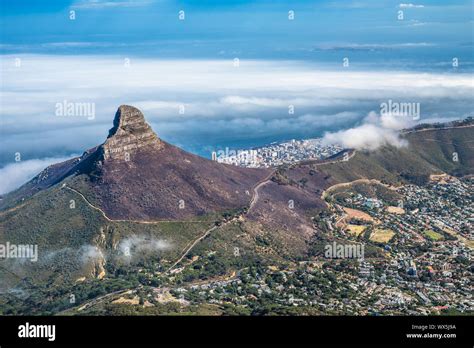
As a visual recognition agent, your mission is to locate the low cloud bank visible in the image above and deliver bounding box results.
[322,112,413,151]
[2,56,472,170]
[118,236,171,260]
[0,156,74,195]
[80,245,105,264]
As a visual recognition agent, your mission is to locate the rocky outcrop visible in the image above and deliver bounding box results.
[101,105,163,161]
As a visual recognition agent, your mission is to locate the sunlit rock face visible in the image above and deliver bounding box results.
[102,105,163,161]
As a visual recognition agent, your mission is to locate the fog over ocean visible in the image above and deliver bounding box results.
[1,0,473,193]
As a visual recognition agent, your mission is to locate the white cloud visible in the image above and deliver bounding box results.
[379,112,414,130]
[406,20,428,27]
[1,55,472,168]
[0,156,74,195]
[118,235,171,260]
[72,0,153,9]
[322,111,411,151]
[219,96,330,108]
[399,3,425,8]
[80,245,105,264]
[314,42,435,50]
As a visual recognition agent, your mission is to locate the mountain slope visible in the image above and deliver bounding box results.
[1,105,271,220]
[1,111,473,315]
[302,125,474,186]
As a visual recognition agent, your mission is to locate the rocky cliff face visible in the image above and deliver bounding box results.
[101,105,163,161]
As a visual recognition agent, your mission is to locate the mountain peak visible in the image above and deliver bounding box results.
[102,105,163,160]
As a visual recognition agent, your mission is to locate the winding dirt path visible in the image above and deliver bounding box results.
[166,170,276,274]
[64,185,203,224]
[165,225,218,274]
[0,201,29,217]
[249,171,275,210]
[63,168,275,277]
[401,124,474,135]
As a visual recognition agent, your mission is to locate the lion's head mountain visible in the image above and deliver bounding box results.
[1,105,274,220]
[0,105,472,315]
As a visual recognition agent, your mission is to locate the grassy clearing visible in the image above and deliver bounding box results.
[423,229,444,241]
[369,229,395,243]
[346,224,366,236]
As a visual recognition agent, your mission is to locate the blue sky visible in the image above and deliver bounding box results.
[1,0,473,65]
[0,0,473,193]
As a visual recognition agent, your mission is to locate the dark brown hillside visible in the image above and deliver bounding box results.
[0,105,271,220]
[86,105,271,220]
[90,139,270,220]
